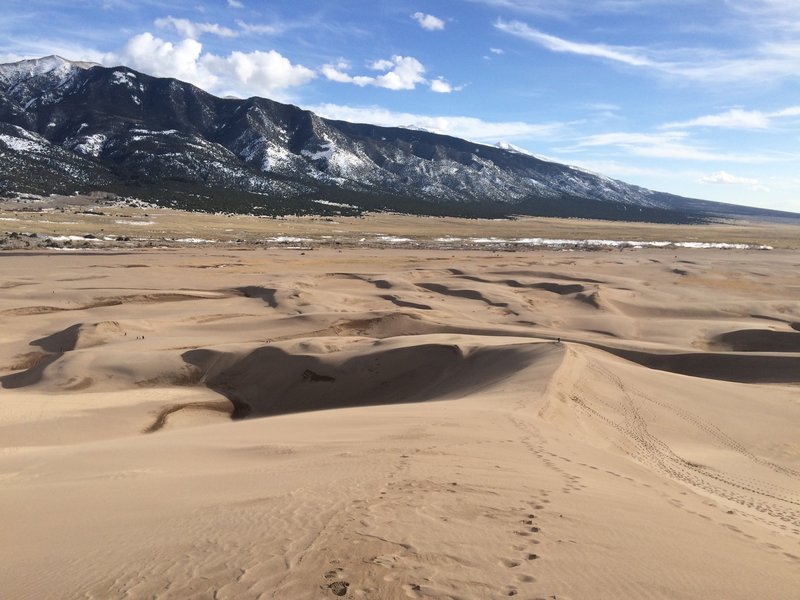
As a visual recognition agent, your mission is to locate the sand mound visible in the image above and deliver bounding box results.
[417,283,509,307]
[451,273,586,295]
[0,353,61,388]
[234,286,278,308]
[31,320,127,353]
[333,312,447,338]
[379,294,433,310]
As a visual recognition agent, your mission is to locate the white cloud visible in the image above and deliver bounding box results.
[495,18,800,84]
[369,59,395,71]
[489,47,505,54]
[663,108,771,130]
[411,12,445,31]
[771,106,800,117]
[203,50,316,97]
[472,0,695,17]
[430,78,454,93]
[568,131,778,163]
[728,0,800,33]
[700,170,769,191]
[227,0,244,7]
[662,105,800,130]
[496,20,653,67]
[308,103,565,142]
[107,33,214,88]
[236,20,281,35]
[429,78,464,93]
[155,16,238,39]
[105,33,315,99]
[321,55,427,90]
[320,64,353,83]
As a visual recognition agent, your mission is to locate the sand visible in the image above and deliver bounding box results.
[1,239,799,599]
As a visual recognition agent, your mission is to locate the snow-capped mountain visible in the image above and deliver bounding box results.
[0,56,794,221]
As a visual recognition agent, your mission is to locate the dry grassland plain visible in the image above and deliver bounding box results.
[1,197,799,599]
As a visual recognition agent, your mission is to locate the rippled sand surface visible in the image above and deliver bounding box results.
[1,245,799,599]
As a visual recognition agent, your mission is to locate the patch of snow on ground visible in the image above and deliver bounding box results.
[375,235,414,243]
[264,236,313,243]
[460,237,772,250]
[44,235,102,242]
[313,199,356,209]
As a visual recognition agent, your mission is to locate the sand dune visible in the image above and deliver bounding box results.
[1,246,799,599]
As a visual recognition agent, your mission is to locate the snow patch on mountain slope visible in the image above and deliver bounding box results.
[0,125,50,153]
[72,134,107,157]
[301,140,369,178]
[112,71,137,88]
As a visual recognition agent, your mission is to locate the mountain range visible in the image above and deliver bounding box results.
[1,55,796,223]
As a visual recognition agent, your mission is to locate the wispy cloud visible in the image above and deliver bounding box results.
[495,18,800,84]
[700,170,769,191]
[496,20,652,66]
[473,0,699,18]
[309,103,565,142]
[235,20,282,35]
[155,16,238,39]
[662,105,800,130]
[728,0,800,33]
[565,131,780,163]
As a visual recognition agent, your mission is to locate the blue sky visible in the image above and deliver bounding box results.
[2,0,799,212]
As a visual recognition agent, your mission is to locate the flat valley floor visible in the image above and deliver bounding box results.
[1,243,799,599]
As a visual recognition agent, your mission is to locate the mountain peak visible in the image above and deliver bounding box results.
[0,55,97,77]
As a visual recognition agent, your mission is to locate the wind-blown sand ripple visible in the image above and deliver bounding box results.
[1,246,799,599]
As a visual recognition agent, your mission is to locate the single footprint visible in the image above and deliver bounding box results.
[328,580,349,596]
[500,558,521,568]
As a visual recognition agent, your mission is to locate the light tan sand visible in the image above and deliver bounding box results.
[1,244,799,599]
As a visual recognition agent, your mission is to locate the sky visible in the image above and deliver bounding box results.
[1,0,799,212]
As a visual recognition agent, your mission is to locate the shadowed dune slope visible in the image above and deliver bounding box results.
[184,340,554,418]
[712,329,800,352]
[590,345,800,383]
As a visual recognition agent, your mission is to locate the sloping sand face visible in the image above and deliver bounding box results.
[1,247,799,599]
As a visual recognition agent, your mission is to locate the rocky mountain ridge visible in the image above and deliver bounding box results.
[1,55,795,222]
